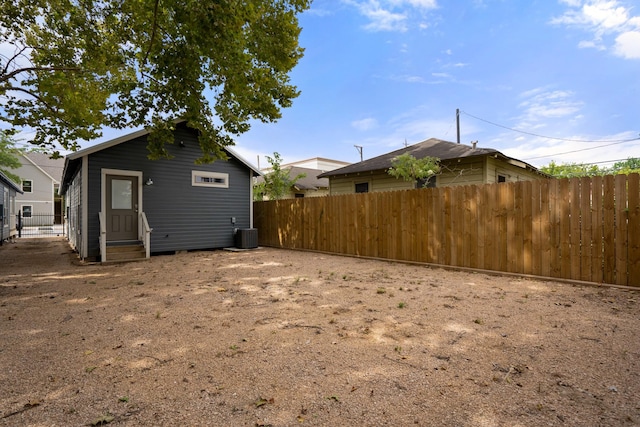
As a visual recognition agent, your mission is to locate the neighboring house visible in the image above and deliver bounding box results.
[258,157,350,199]
[59,122,261,262]
[0,171,22,243]
[319,138,547,194]
[11,152,64,225]
[281,157,351,172]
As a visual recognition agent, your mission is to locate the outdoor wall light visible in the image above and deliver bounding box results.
[145,178,154,186]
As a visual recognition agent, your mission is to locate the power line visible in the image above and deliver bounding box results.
[460,110,640,143]
[523,139,639,160]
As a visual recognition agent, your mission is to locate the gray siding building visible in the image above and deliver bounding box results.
[0,171,22,243]
[60,122,260,261]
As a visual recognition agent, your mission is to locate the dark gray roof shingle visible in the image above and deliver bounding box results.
[319,138,499,177]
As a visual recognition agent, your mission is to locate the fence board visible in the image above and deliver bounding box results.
[559,179,572,279]
[591,176,604,283]
[530,180,541,275]
[475,185,485,269]
[548,179,561,278]
[484,184,497,271]
[570,178,582,280]
[497,184,509,273]
[539,180,551,278]
[628,174,640,284]
[580,177,593,282]
[615,174,628,285]
[253,174,638,287]
[467,185,479,268]
[401,191,411,261]
[504,183,516,272]
[522,181,533,275]
[416,190,427,262]
[603,175,615,284]
[428,188,441,264]
[513,182,524,274]
[378,192,388,260]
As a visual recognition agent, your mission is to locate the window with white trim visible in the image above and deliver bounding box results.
[22,179,32,193]
[192,171,229,188]
[22,205,33,218]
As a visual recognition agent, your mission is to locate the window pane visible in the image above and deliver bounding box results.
[112,179,132,209]
[22,180,32,192]
[355,182,369,193]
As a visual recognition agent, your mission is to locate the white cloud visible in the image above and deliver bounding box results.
[351,117,379,131]
[578,39,605,49]
[517,88,583,125]
[614,31,640,58]
[344,0,438,32]
[361,6,408,32]
[552,0,640,59]
[501,130,639,167]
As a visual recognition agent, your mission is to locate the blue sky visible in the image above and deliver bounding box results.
[231,0,640,169]
[8,0,636,169]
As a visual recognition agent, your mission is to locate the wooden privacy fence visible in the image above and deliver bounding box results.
[254,174,640,287]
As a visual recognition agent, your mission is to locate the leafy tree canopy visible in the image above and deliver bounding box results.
[254,152,305,200]
[387,153,440,188]
[0,0,310,161]
[609,157,640,175]
[539,161,603,178]
[0,131,23,184]
[540,159,640,178]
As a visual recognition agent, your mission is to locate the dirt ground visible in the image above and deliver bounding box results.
[1,238,638,427]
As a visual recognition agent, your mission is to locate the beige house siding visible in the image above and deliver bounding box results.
[437,159,486,187]
[486,157,543,183]
[329,171,414,195]
[328,156,544,195]
[288,188,329,198]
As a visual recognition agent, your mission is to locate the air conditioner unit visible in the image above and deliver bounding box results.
[235,228,258,249]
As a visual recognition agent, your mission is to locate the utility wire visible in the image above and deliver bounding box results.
[460,110,640,143]
[523,139,639,160]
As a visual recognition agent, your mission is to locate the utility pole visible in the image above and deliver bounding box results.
[354,145,363,162]
[456,108,460,144]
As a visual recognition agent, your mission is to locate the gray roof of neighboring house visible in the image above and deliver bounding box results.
[23,152,65,183]
[319,138,544,178]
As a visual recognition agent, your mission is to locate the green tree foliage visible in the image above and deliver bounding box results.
[609,158,640,175]
[540,161,604,178]
[254,152,305,200]
[540,159,640,178]
[0,132,23,184]
[0,0,311,161]
[387,153,440,188]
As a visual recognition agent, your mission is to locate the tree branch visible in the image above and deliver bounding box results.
[1,45,30,77]
[1,66,82,86]
[142,0,161,66]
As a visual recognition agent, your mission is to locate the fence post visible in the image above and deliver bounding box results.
[17,210,22,238]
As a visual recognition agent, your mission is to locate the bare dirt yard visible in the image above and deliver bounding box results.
[1,238,639,427]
